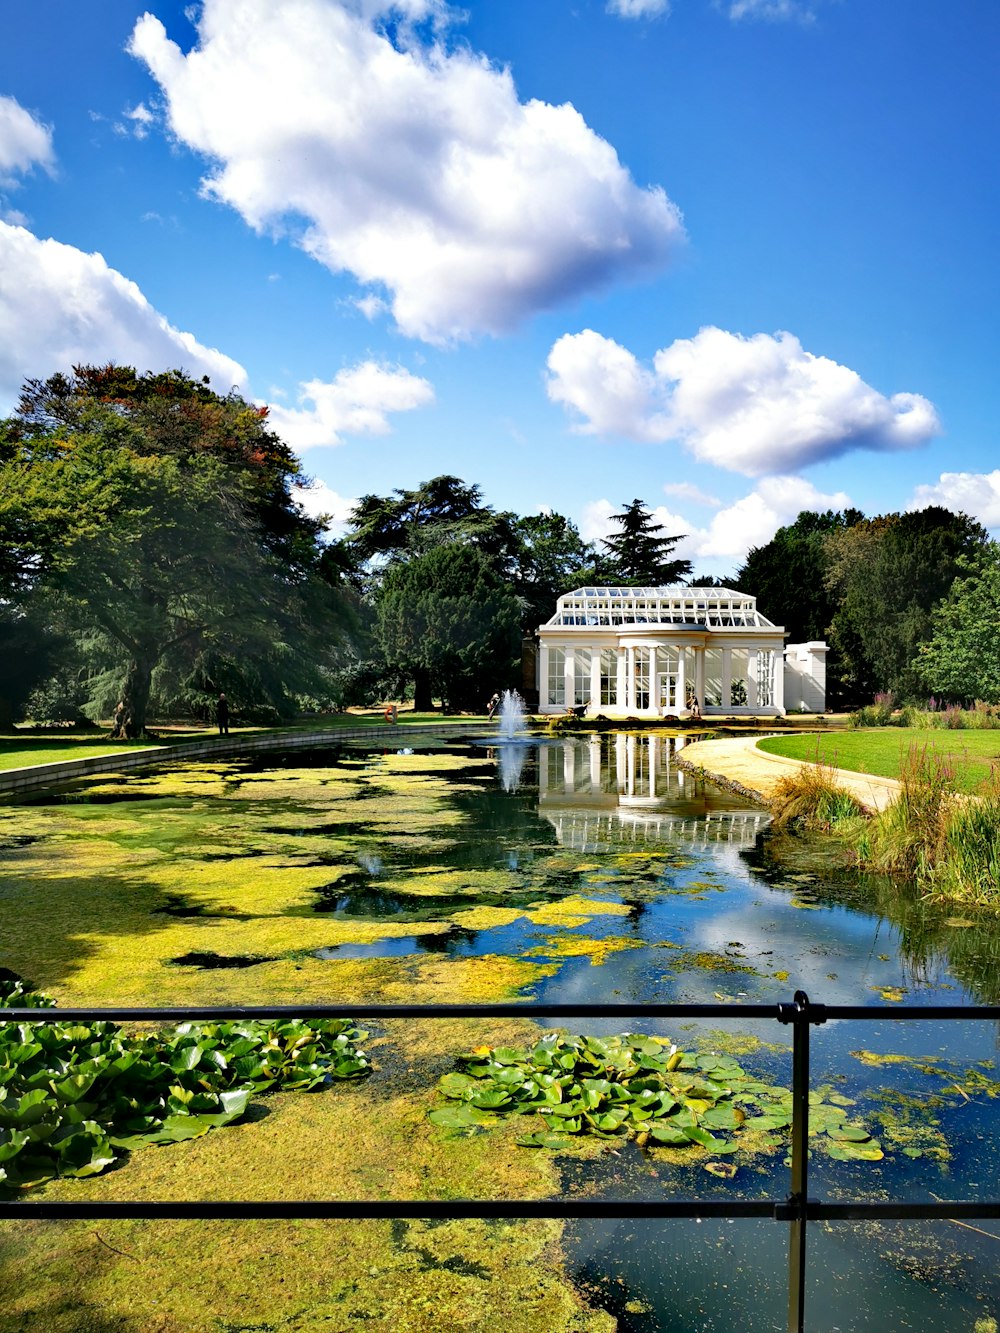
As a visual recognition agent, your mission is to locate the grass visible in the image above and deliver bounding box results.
[758,728,1000,794]
[0,709,493,772]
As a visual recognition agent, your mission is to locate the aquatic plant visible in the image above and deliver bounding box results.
[769,761,867,830]
[0,976,369,1191]
[853,746,1000,903]
[429,1032,884,1162]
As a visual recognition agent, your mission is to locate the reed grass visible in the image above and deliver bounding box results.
[768,762,867,831]
[854,746,1000,905]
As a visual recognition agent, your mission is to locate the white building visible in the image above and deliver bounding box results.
[534,586,826,718]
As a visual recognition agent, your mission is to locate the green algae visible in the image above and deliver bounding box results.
[523,935,644,965]
[659,949,764,978]
[0,1009,612,1331]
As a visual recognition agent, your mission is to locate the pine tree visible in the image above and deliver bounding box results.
[600,499,692,585]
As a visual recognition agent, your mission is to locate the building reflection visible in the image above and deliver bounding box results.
[536,733,769,850]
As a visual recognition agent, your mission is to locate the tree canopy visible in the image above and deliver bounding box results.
[824,506,988,701]
[0,366,349,734]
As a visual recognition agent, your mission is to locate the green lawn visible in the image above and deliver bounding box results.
[0,711,488,772]
[758,728,1000,794]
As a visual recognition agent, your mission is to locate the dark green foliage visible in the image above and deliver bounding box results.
[914,545,1000,704]
[0,975,369,1191]
[347,475,520,577]
[825,507,988,702]
[599,499,691,585]
[737,510,862,704]
[430,1031,884,1162]
[508,512,599,630]
[376,543,521,710]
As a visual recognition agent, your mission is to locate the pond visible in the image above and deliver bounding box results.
[1,732,999,1331]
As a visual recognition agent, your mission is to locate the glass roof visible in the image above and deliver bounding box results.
[543,586,777,629]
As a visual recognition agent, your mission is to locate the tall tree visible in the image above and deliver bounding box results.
[824,507,989,702]
[913,545,1000,703]
[1,366,349,735]
[600,499,691,585]
[376,544,521,711]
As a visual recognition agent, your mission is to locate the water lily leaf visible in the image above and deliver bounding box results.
[702,1104,744,1131]
[683,1127,726,1150]
[516,1132,572,1149]
[833,1140,884,1161]
[438,1072,477,1100]
[703,1161,738,1179]
[470,1089,513,1111]
[427,1105,482,1129]
[827,1124,871,1143]
[647,1122,690,1146]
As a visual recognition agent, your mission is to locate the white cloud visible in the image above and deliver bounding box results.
[727,0,817,21]
[607,0,670,18]
[129,0,684,344]
[264,361,434,451]
[580,498,619,545]
[581,475,851,568]
[695,476,852,558]
[116,102,156,139]
[0,219,247,410]
[293,478,357,536]
[662,480,721,508]
[908,471,1000,530]
[0,95,54,184]
[547,326,940,476]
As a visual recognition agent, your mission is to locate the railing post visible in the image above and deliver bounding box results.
[777,989,823,1333]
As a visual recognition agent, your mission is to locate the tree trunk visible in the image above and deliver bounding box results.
[412,667,434,712]
[112,654,154,738]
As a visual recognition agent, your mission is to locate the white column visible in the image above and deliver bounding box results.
[589,735,601,789]
[591,651,602,711]
[615,733,627,788]
[649,645,658,714]
[563,741,575,791]
[626,646,636,711]
[648,734,657,797]
[747,649,759,710]
[722,647,732,709]
[539,643,549,708]
[676,648,686,714]
[695,647,706,712]
[616,648,627,711]
[564,648,574,707]
[773,647,785,714]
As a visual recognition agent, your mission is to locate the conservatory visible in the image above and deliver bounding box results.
[534,586,826,718]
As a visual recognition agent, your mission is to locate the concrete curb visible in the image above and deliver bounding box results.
[0,722,487,797]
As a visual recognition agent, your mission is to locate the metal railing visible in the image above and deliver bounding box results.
[3,993,1000,1332]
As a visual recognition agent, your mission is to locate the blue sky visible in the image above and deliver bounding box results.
[2,0,998,575]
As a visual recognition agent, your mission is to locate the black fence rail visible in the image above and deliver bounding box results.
[3,993,1000,1333]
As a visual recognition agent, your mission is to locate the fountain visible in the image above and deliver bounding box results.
[496,688,527,741]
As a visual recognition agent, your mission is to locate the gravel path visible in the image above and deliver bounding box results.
[678,735,903,813]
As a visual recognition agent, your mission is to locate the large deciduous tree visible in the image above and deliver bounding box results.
[1,365,349,735]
